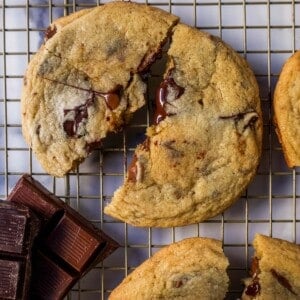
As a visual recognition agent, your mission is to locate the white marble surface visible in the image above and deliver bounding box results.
[0,1,300,299]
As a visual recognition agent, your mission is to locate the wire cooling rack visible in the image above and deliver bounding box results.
[0,0,299,299]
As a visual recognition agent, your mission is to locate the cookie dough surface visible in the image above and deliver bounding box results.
[22,2,178,177]
[109,237,229,300]
[274,51,300,167]
[105,24,263,227]
[242,234,300,300]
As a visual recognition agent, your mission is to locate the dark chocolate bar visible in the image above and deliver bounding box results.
[0,200,40,300]
[8,174,119,300]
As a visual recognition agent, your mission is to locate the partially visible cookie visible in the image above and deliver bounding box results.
[22,2,179,177]
[104,24,263,227]
[274,51,300,167]
[242,234,300,299]
[109,237,229,300]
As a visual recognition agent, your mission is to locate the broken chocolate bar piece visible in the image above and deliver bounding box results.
[0,200,40,300]
[7,175,62,222]
[30,251,77,300]
[8,174,119,300]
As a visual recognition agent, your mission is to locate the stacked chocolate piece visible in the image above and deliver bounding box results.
[0,201,39,299]
[0,174,119,300]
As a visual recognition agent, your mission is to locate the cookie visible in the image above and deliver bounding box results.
[104,24,263,227]
[242,234,300,299]
[274,51,300,168]
[22,2,179,177]
[109,237,229,300]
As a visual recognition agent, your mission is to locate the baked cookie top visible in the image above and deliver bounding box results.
[242,234,300,299]
[109,237,229,300]
[21,2,178,177]
[274,51,300,168]
[104,24,263,227]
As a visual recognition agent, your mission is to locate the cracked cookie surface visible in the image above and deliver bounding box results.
[109,237,229,300]
[242,234,300,300]
[21,2,178,177]
[274,51,300,168]
[105,24,263,227]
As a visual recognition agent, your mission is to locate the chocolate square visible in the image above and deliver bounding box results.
[44,212,100,273]
[0,200,40,300]
[30,252,77,300]
[7,174,62,221]
[0,259,22,299]
[0,202,27,254]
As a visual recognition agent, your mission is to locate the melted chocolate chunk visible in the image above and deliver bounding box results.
[45,25,57,41]
[141,138,150,151]
[63,97,94,138]
[42,77,122,138]
[219,111,254,121]
[137,35,166,74]
[245,280,261,297]
[172,276,189,288]
[244,257,261,297]
[62,88,121,137]
[271,269,297,295]
[243,115,259,131]
[219,111,259,133]
[138,50,163,74]
[198,99,204,107]
[128,155,138,182]
[251,256,260,277]
[86,140,102,153]
[35,124,41,135]
[102,91,120,110]
[154,76,184,124]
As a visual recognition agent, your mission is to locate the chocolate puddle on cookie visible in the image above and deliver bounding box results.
[42,77,122,137]
[63,97,93,138]
[245,257,261,297]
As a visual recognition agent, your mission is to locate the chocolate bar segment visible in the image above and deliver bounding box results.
[0,203,27,254]
[8,174,119,299]
[0,259,22,300]
[30,251,77,300]
[0,200,40,300]
[7,175,62,221]
[43,212,101,273]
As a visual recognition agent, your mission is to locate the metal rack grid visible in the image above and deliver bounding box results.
[0,0,299,299]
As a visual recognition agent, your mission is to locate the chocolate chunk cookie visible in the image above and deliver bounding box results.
[242,234,300,299]
[104,24,263,227]
[22,2,179,176]
[109,238,229,300]
[274,51,300,168]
